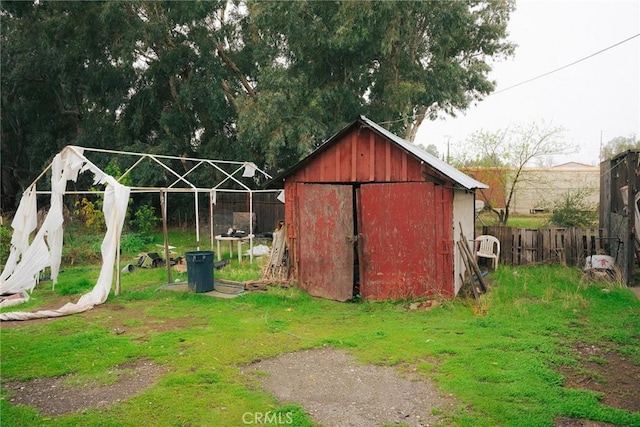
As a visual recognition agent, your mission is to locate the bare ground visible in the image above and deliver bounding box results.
[242,347,456,427]
[2,359,168,416]
[557,342,640,414]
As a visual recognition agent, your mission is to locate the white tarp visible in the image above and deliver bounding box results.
[0,146,130,320]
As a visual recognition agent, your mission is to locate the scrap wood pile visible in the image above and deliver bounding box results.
[262,222,289,280]
[457,227,488,300]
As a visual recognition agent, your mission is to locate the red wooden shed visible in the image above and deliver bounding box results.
[269,116,487,301]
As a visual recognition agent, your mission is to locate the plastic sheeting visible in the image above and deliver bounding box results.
[0,147,130,320]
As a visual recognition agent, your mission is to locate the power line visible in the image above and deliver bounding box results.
[491,33,640,96]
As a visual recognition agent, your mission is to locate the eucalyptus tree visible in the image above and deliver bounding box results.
[1,1,136,209]
[113,1,240,161]
[1,1,243,209]
[1,0,515,212]
[237,0,515,171]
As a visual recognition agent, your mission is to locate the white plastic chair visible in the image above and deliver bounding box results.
[475,235,500,270]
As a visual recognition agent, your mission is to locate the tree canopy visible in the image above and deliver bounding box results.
[1,0,515,213]
[600,135,640,161]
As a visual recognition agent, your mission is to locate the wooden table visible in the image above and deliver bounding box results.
[214,235,252,262]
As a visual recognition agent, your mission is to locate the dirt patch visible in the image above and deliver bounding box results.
[554,417,618,427]
[558,342,640,413]
[243,347,455,427]
[2,359,168,416]
[1,302,198,336]
[94,303,201,336]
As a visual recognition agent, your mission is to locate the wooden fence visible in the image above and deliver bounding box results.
[213,192,284,235]
[481,226,614,267]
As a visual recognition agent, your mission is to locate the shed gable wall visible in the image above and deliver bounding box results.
[289,127,441,184]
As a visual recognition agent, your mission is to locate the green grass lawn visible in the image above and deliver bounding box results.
[1,258,639,426]
[477,212,553,229]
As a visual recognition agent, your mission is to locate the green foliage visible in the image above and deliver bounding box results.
[119,232,155,256]
[61,228,104,265]
[549,189,598,228]
[242,0,515,169]
[73,197,106,232]
[131,204,160,235]
[215,257,265,282]
[477,212,552,230]
[104,160,132,187]
[0,224,12,267]
[55,277,94,296]
[600,135,640,160]
[274,404,314,427]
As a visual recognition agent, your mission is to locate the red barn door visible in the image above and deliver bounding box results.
[357,182,453,300]
[297,184,354,301]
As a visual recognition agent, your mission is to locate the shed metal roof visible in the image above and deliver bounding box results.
[357,116,487,190]
[268,115,488,190]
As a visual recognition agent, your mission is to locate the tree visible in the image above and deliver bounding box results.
[460,122,575,225]
[424,144,440,158]
[1,1,137,209]
[1,0,516,215]
[1,1,239,210]
[238,0,515,171]
[600,135,639,161]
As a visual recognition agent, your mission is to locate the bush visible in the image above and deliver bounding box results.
[74,197,105,232]
[549,189,598,228]
[131,204,160,235]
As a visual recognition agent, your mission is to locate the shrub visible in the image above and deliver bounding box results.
[74,197,105,232]
[549,189,598,228]
[131,204,160,235]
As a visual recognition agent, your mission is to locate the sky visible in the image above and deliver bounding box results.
[414,0,640,166]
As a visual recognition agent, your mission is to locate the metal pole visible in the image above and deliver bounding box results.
[249,191,254,263]
[194,190,200,250]
[161,189,172,284]
[115,235,121,296]
[209,190,215,250]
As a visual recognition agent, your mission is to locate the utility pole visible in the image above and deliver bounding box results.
[599,130,603,162]
[446,136,451,163]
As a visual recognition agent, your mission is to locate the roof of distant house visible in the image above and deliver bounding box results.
[551,162,598,169]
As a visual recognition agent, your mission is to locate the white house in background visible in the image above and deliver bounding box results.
[511,162,600,214]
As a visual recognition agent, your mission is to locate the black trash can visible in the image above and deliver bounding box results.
[185,251,214,293]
